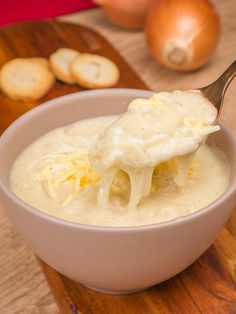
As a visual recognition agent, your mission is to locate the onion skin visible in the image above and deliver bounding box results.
[145,0,221,72]
[93,0,156,30]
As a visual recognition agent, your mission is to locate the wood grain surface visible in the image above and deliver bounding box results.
[0,2,236,313]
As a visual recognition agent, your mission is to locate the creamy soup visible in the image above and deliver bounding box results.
[10,91,229,226]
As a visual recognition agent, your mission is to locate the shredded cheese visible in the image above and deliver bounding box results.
[38,148,197,208]
[40,149,100,204]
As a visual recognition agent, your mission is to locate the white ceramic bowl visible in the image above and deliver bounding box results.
[0,89,236,294]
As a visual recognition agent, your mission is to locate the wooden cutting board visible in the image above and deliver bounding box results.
[0,20,236,314]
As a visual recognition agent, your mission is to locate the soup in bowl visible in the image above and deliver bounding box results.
[0,89,236,294]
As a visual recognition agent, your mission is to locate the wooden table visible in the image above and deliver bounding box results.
[0,2,236,313]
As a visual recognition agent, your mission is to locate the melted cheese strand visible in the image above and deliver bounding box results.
[97,167,118,209]
[174,153,195,187]
[126,167,154,209]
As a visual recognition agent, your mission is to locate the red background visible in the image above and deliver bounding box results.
[0,0,96,27]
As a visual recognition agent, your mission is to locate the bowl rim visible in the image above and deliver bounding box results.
[0,88,236,232]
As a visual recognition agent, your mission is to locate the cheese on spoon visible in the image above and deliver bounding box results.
[89,90,219,209]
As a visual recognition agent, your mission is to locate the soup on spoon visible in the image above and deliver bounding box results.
[89,90,221,209]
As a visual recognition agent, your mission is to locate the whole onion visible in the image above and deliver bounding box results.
[145,0,221,72]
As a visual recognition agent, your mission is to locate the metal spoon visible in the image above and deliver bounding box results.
[199,60,236,120]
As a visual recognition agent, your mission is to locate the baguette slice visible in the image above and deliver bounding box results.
[49,48,79,84]
[71,53,120,89]
[0,58,55,101]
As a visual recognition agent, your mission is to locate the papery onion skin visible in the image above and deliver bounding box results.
[93,0,156,30]
[145,0,221,72]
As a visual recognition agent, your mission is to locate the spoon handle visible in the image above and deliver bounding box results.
[200,60,236,112]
